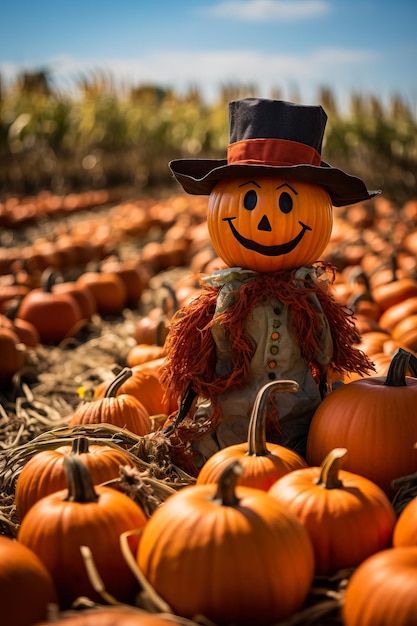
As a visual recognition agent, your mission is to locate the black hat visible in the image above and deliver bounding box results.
[169,98,380,207]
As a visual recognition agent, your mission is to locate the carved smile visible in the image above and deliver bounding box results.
[222,217,312,256]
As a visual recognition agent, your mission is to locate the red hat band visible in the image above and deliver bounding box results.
[227,138,321,167]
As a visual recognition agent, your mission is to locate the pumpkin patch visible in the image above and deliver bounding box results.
[1,90,417,625]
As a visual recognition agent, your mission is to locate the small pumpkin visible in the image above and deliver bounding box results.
[0,327,26,382]
[17,269,83,344]
[268,448,396,576]
[137,460,314,625]
[18,454,147,609]
[306,348,417,497]
[207,177,333,272]
[126,344,167,368]
[76,270,127,316]
[15,436,135,521]
[342,547,417,626]
[196,380,307,490]
[94,366,176,417]
[70,368,152,435]
[0,535,57,626]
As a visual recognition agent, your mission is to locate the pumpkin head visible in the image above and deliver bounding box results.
[207,177,333,272]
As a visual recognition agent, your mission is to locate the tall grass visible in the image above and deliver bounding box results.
[1,70,416,203]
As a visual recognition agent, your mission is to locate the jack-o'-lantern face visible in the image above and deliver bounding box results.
[207,177,333,272]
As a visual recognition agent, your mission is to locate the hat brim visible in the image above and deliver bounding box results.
[169,159,380,207]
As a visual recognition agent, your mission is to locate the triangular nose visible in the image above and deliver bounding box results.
[258,215,272,231]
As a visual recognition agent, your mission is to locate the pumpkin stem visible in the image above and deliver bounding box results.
[212,460,243,507]
[63,455,99,503]
[104,367,133,398]
[316,448,347,489]
[247,380,299,456]
[42,268,59,293]
[160,281,179,316]
[384,348,416,387]
[70,436,90,455]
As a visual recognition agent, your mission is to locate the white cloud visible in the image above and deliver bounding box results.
[204,0,331,21]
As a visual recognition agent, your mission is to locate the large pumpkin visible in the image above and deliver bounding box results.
[15,436,136,521]
[196,380,307,490]
[306,348,417,497]
[342,547,417,626]
[137,460,314,625]
[207,177,333,272]
[0,535,57,626]
[268,448,396,576]
[18,455,147,609]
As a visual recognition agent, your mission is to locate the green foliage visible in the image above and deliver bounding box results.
[1,70,416,203]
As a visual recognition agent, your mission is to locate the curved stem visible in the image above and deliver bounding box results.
[42,268,58,293]
[384,348,413,387]
[316,448,347,489]
[104,367,133,398]
[247,380,299,456]
[63,454,99,503]
[212,460,243,507]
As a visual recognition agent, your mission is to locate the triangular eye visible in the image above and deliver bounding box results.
[279,191,293,214]
[244,189,257,211]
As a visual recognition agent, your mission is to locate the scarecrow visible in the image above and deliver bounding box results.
[161,98,378,471]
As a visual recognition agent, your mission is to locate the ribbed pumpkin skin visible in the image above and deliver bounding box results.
[268,464,396,576]
[197,441,307,490]
[18,484,147,609]
[15,440,135,521]
[0,535,57,626]
[393,496,417,547]
[69,394,152,435]
[306,375,417,497]
[35,609,178,625]
[207,177,332,272]
[137,482,314,625]
[342,547,417,626]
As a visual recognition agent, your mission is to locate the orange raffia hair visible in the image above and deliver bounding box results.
[161,266,373,405]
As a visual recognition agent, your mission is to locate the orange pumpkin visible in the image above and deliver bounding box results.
[137,460,314,625]
[207,177,333,272]
[15,436,135,521]
[393,489,417,547]
[94,366,176,416]
[196,380,307,490]
[342,547,417,626]
[0,535,57,626]
[35,608,181,625]
[17,270,83,344]
[0,327,26,382]
[268,448,396,576]
[307,348,417,497]
[76,270,127,315]
[70,368,152,435]
[18,455,147,609]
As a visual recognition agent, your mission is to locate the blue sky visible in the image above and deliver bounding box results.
[1,0,416,110]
